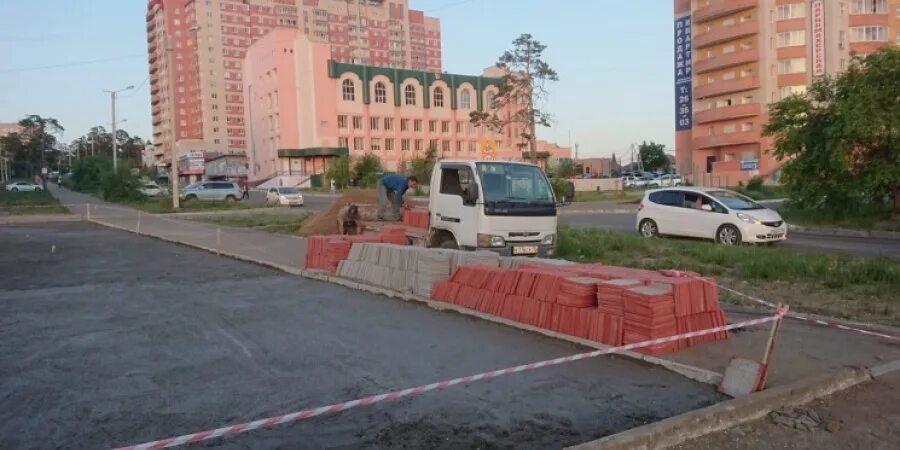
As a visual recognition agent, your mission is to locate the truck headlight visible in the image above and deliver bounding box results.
[541,233,556,245]
[477,233,506,248]
[737,213,761,224]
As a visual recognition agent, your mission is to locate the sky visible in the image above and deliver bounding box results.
[0,0,676,160]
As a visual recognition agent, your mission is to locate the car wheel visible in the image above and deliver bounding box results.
[225,195,237,202]
[717,224,742,246]
[11,188,18,192]
[185,194,197,201]
[639,219,659,238]
[34,187,42,191]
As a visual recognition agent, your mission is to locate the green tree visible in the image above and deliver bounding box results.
[353,153,383,188]
[470,33,559,164]
[71,156,113,193]
[764,46,900,213]
[550,159,575,178]
[407,145,438,184]
[14,115,64,184]
[326,155,351,189]
[100,164,144,202]
[638,141,670,172]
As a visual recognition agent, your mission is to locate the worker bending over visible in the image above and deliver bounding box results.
[377,174,417,221]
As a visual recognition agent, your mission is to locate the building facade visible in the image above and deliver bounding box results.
[146,0,441,176]
[243,29,570,183]
[674,0,900,185]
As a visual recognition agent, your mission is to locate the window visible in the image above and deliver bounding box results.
[342,79,355,101]
[441,121,450,133]
[337,115,347,129]
[722,71,736,80]
[352,116,363,129]
[722,44,735,54]
[723,124,736,133]
[404,84,416,105]
[456,121,463,133]
[414,139,423,151]
[338,137,349,148]
[353,137,364,150]
[741,122,754,132]
[374,81,387,103]
[401,119,409,131]
[485,91,495,109]
[414,119,422,132]
[649,190,683,206]
[468,141,477,153]
[401,138,410,151]
[433,87,444,107]
[371,138,381,151]
[777,30,806,47]
[456,141,463,153]
[370,117,379,130]
[430,139,439,151]
[442,140,450,153]
[780,85,807,98]
[384,118,393,131]
[439,166,474,203]
[385,139,394,151]
[459,89,471,109]
[851,0,887,14]
[850,25,887,42]
[778,58,806,74]
[428,120,437,133]
[776,3,806,20]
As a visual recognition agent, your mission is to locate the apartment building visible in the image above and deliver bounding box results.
[145,0,441,178]
[674,0,900,184]
[243,29,571,183]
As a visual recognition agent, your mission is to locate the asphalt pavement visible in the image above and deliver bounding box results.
[0,222,724,449]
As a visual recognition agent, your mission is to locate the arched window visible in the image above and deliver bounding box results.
[460,89,471,109]
[433,87,444,107]
[342,79,355,101]
[374,81,387,104]
[485,91,495,109]
[404,84,416,105]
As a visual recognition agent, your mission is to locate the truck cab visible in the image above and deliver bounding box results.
[427,160,557,257]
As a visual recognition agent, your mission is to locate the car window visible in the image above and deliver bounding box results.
[655,190,682,206]
[708,190,763,210]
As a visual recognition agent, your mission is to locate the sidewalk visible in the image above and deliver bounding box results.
[49,185,900,389]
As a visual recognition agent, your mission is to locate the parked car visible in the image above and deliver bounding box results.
[180,181,242,202]
[623,172,657,188]
[139,181,168,197]
[656,174,684,187]
[636,187,787,245]
[266,187,304,207]
[5,181,42,192]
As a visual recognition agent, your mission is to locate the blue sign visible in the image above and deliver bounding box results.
[674,15,693,131]
[740,160,759,171]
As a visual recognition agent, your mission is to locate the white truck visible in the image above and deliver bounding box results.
[420,159,558,258]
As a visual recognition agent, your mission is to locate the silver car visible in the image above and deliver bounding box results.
[180,181,242,202]
[266,187,304,207]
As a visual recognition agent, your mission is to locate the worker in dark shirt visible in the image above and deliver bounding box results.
[377,174,417,221]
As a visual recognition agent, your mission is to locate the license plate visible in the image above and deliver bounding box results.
[513,245,538,255]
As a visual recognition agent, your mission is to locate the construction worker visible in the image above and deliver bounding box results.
[377,174,417,221]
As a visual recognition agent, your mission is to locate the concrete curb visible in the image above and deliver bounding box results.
[84,217,723,387]
[787,224,900,240]
[1,214,79,224]
[565,366,874,450]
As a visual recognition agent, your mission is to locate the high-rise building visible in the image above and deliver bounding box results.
[673,0,900,184]
[146,0,442,176]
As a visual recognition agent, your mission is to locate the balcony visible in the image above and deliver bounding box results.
[152,106,162,116]
[694,0,757,24]
[695,103,761,124]
[694,48,758,74]
[694,21,758,48]
[147,19,156,32]
[693,130,760,149]
[694,76,759,98]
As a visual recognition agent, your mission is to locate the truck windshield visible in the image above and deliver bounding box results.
[475,162,555,205]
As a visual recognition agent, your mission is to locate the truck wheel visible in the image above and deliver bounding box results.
[439,239,458,249]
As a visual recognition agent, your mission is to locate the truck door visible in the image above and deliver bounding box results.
[433,164,479,248]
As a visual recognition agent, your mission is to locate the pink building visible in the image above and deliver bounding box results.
[243,29,571,183]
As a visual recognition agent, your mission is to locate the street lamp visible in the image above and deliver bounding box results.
[104,85,135,171]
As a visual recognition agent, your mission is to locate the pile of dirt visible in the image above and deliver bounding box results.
[298,190,380,236]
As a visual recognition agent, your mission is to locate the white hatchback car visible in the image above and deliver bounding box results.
[636,187,787,245]
[266,187,304,207]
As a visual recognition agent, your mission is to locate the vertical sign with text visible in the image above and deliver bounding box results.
[812,0,826,76]
[674,15,693,131]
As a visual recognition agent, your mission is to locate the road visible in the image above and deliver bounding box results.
[0,222,723,449]
[245,190,337,211]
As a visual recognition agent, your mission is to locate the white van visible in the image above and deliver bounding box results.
[426,160,558,257]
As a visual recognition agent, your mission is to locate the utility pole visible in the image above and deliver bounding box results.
[165,31,180,210]
[39,120,47,189]
[105,85,135,171]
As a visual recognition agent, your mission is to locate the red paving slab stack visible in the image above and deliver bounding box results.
[378,226,408,245]
[596,278,643,317]
[623,285,679,356]
[402,208,430,229]
[307,233,405,273]
[556,277,601,308]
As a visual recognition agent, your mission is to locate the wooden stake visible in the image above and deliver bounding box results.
[758,304,788,390]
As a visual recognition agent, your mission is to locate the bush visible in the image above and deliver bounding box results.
[71,156,113,193]
[326,156,351,189]
[746,176,764,191]
[407,146,438,184]
[353,153,383,188]
[549,177,567,201]
[100,165,144,202]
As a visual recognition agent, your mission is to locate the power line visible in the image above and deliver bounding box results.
[0,54,145,74]
[119,75,150,99]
